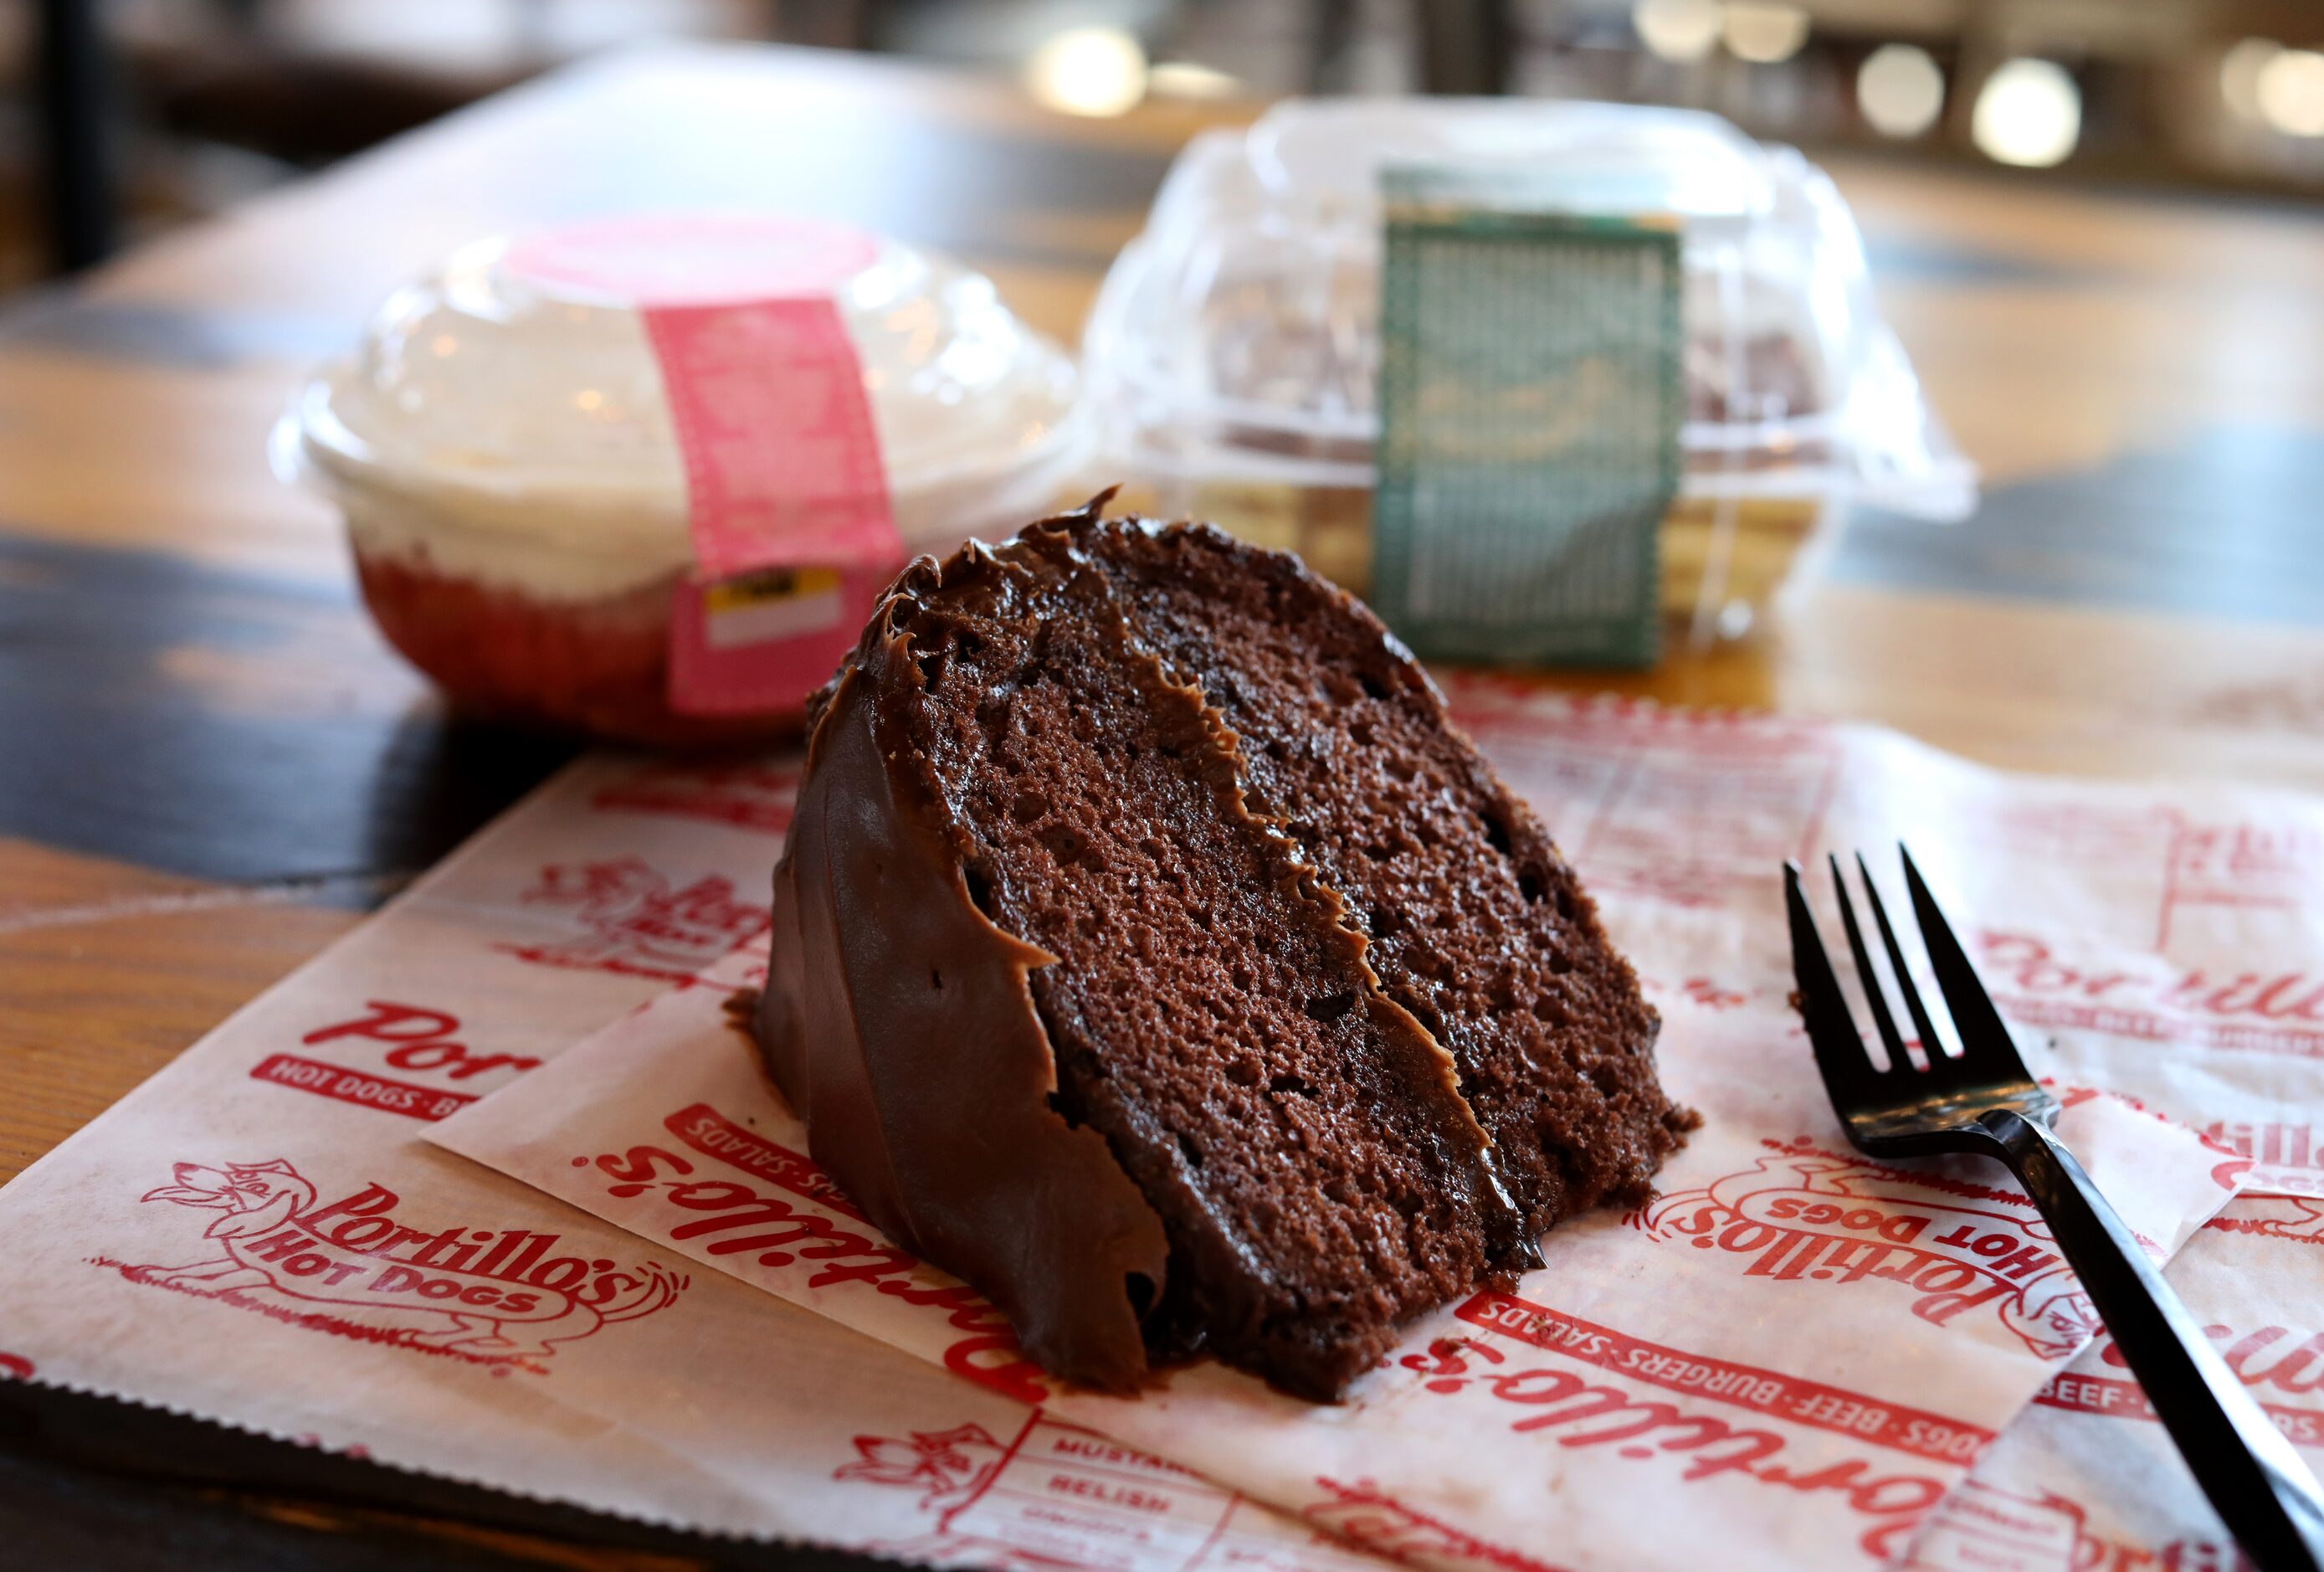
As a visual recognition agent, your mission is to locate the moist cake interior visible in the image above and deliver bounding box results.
[885,540,1518,1399]
[1086,527,1692,1237]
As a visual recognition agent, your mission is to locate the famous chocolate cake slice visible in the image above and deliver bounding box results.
[757,498,1686,1400]
[1079,526,1694,1236]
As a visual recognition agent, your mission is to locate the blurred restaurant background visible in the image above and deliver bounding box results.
[8,0,2324,285]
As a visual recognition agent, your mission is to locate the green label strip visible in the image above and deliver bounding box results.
[1372,175,1683,667]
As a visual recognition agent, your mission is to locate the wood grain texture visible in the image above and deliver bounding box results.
[0,1374,890,1570]
[0,1446,699,1572]
[0,351,348,578]
[7,39,2324,1569]
[0,840,369,1184]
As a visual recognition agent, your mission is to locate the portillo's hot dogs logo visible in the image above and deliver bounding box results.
[95,1158,685,1372]
[498,857,770,984]
[1642,1140,2099,1360]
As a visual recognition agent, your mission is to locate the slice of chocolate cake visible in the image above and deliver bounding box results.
[1078,527,1696,1236]
[757,497,1688,1400]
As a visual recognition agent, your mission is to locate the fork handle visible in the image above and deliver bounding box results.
[1982,1108,2324,1572]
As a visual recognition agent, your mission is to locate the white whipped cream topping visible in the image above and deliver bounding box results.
[295,229,1091,603]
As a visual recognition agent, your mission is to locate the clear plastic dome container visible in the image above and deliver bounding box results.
[281,213,1090,742]
[1083,100,1973,646]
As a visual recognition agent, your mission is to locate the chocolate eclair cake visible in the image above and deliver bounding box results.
[756,497,1689,1400]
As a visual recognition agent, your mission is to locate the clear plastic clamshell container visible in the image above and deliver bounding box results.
[1084,100,1974,645]
[281,214,1090,742]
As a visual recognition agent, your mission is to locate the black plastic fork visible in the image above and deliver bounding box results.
[1788,849,2324,1572]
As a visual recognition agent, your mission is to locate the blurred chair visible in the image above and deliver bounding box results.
[1414,0,1511,94]
[34,0,118,273]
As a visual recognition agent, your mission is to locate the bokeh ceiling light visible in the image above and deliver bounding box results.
[2220,38,2281,122]
[1147,61,1240,99]
[1023,26,1148,118]
[1972,59,2081,167]
[1723,3,1810,65]
[1857,44,1945,137]
[1634,0,1721,64]
[2256,48,2324,137]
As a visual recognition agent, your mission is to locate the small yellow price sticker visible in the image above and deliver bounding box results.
[701,566,844,615]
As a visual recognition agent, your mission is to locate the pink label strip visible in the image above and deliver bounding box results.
[644,298,900,578]
[644,297,905,716]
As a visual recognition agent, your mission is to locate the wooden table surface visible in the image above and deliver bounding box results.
[6,39,2324,1568]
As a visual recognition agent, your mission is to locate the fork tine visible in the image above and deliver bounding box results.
[1786,861,1885,1105]
[1899,845,2030,1076]
[1828,855,1911,1073]
[1855,851,1952,1076]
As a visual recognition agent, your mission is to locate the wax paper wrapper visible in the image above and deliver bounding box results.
[0,754,1377,1569]
[1903,1191,2324,1571]
[1448,687,2324,1199]
[0,686,2309,1570]
[430,914,2234,1572]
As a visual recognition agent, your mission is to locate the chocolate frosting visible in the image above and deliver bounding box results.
[757,596,1171,1392]
[754,501,1665,1399]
